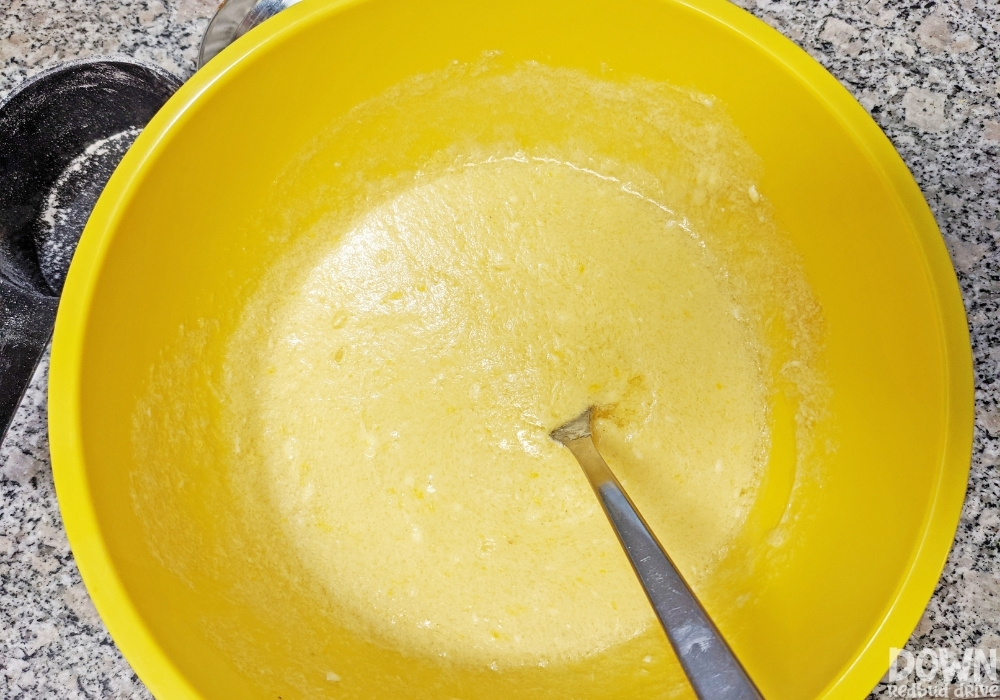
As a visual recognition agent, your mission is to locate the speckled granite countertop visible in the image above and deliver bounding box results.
[1,0,998,697]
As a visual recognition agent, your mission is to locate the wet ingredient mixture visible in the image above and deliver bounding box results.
[225,157,768,667]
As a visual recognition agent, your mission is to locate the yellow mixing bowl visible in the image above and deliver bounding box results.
[48,0,973,698]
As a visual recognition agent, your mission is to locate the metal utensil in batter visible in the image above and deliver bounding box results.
[551,407,763,700]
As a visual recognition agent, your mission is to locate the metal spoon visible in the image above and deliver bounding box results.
[199,0,302,68]
[551,407,763,700]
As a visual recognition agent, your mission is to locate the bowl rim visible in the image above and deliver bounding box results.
[48,0,974,697]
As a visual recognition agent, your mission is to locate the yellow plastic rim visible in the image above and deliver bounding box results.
[48,0,973,698]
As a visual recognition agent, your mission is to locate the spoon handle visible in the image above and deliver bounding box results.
[564,436,763,700]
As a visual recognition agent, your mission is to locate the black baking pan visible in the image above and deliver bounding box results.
[0,58,182,440]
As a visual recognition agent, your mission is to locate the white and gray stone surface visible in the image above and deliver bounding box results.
[0,0,997,697]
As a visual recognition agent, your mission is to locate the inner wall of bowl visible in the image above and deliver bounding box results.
[77,0,951,698]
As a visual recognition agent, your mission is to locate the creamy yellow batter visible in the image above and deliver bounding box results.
[224,156,768,668]
[133,60,827,694]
